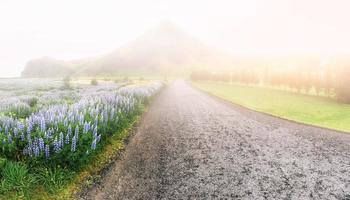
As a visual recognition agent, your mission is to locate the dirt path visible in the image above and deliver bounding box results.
[84,80,350,200]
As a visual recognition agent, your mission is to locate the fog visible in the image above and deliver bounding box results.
[1,0,350,77]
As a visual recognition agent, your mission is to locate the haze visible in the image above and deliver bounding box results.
[1,0,350,77]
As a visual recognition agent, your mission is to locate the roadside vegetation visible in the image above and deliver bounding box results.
[0,78,164,199]
[192,82,350,133]
[191,64,350,103]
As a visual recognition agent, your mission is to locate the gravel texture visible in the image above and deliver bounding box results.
[84,80,350,200]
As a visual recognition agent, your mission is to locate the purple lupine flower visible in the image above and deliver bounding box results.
[13,128,18,138]
[65,132,70,144]
[54,120,58,130]
[59,132,64,148]
[91,139,97,150]
[27,126,31,135]
[27,120,33,132]
[97,134,101,143]
[33,144,40,157]
[39,137,45,151]
[94,117,98,127]
[68,124,72,134]
[93,126,98,138]
[45,144,50,158]
[18,122,24,132]
[74,125,79,140]
[71,136,77,152]
[26,145,33,157]
[64,118,68,127]
[53,138,60,153]
[40,117,46,132]
[83,122,90,134]
[20,133,25,141]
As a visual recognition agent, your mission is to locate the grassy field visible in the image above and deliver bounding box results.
[192,82,350,133]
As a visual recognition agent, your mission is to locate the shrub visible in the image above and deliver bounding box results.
[91,79,98,86]
[27,97,38,107]
[63,76,71,89]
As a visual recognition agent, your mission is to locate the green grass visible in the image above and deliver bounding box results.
[192,81,350,133]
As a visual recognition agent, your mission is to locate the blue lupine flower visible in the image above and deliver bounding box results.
[13,128,18,138]
[0,81,163,163]
[33,144,40,157]
[40,118,46,132]
[65,132,70,144]
[68,124,72,134]
[97,134,101,143]
[93,126,98,138]
[18,122,24,132]
[71,136,77,152]
[59,132,64,148]
[74,125,79,140]
[39,137,45,151]
[45,144,50,158]
[53,138,60,153]
[91,139,97,150]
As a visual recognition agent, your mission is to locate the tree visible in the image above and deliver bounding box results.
[335,66,350,103]
[91,79,98,86]
[63,76,71,89]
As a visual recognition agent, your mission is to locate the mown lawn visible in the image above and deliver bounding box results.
[192,82,350,133]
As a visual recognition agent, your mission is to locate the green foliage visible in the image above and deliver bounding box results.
[0,161,36,196]
[91,78,98,86]
[0,158,7,178]
[63,76,72,89]
[35,167,75,194]
[27,97,39,107]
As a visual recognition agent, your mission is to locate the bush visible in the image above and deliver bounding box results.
[63,76,71,89]
[123,76,129,82]
[91,79,98,86]
[27,97,38,107]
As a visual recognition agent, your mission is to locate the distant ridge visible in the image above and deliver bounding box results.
[21,21,234,77]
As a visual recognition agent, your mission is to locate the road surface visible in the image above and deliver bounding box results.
[84,81,350,200]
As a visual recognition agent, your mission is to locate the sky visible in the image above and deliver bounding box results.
[0,0,350,77]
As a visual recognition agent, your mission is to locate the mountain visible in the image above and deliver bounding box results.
[21,57,74,78]
[21,22,235,77]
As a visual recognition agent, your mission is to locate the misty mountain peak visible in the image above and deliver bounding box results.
[147,21,187,38]
[22,21,232,77]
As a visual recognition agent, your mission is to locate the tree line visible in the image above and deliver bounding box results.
[190,66,350,103]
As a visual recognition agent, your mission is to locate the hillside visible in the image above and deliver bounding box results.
[22,22,234,77]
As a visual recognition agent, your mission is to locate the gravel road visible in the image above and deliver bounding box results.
[85,80,350,200]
